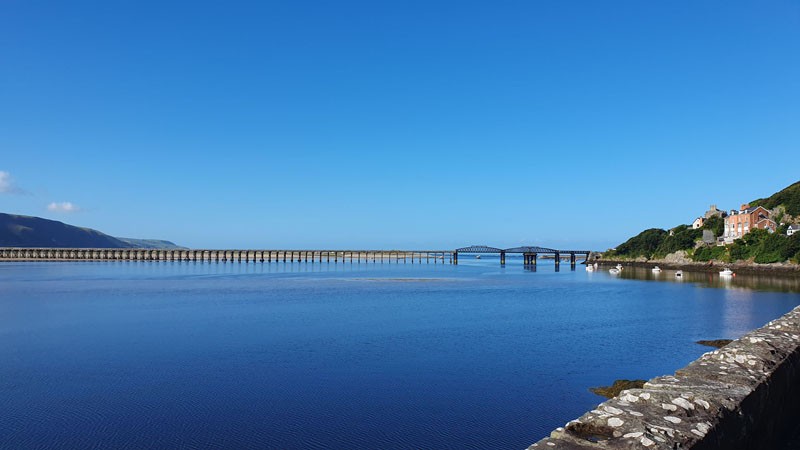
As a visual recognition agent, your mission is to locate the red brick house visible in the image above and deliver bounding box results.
[723,204,776,242]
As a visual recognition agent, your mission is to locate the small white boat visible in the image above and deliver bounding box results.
[719,268,734,277]
[652,266,662,273]
[475,255,481,259]
[593,263,598,269]
[616,264,623,271]
[675,270,683,278]
[586,265,595,272]
[609,268,620,275]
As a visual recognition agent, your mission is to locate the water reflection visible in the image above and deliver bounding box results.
[613,266,800,294]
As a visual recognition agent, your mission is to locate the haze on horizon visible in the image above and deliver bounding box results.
[1,1,798,250]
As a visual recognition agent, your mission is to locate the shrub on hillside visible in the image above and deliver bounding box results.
[693,245,727,262]
[653,227,702,258]
[728,239,753,262]
[722,229,800,263]
[754,232,789,264]
[611,228,667,259]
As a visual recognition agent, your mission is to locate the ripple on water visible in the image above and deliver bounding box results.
[1,261,798,449]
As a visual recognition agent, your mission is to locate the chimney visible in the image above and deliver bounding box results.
[740,203,750,211]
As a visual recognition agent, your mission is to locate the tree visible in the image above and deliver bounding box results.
[701,216,724,238]
[613,228,667,259]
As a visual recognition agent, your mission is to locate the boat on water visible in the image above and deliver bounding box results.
[475,255,481,259]
[719,268,734,277]
[675,270,683,278]
[615,264,623,271]
[609,268,620,275]
[652,266,662,273]
[586,265,595,272]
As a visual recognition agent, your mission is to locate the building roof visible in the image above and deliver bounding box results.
[743,205,769,214]
[789,224,800,231]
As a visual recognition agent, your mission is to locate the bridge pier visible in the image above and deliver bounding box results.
[570,252,576,270]
[554,252,560,271]
[523,253,538,266]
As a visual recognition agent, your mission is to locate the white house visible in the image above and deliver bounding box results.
[692,217,705,229]
[789,224,800,236]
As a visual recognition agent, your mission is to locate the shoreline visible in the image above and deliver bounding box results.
[596,258,800,277]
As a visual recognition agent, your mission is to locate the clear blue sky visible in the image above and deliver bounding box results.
[1,1,798,250]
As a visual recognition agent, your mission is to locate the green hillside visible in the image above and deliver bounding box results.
[750,181,800,217]
[607,181,800,264]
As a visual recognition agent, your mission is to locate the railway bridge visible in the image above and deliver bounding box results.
[454,245,591,269]
[0,245,591,268]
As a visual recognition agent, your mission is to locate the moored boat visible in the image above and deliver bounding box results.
[719,268,734,277]
[675,270,683,278]
[652,266,662,273]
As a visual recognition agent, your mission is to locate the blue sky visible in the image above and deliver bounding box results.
[1,1,798,250]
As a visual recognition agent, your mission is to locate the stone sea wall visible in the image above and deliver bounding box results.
[528,305,800,449]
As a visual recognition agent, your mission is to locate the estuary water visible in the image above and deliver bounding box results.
[1,258,799,449]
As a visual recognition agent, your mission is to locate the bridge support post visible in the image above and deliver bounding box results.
[453,252,458,265]
[554,252,560,271]
[570,252,576,270]
[500,251,505,266]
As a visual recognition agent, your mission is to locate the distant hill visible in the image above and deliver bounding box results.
[750,181,800,217]
[117,237,186,250]
[0,213,183,249]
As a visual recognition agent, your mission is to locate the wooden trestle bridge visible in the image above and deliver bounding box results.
[0,248,453,264]
[0,245,591,268]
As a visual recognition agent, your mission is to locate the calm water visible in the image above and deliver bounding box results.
[1,258,799,449]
